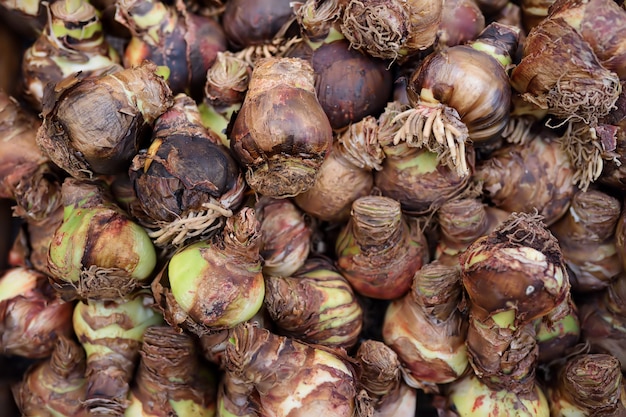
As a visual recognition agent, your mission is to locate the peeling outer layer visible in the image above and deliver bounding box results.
[335,195,430,300]
[217,370,258,417]
[36,61,173,180]
[294,115,384,223]
[510,17,621,125]
[223,322,369,417]
[72,293,164,417]
[0,267,74,358]
[127,325,217,416]
[116,0,227,97]
[204,51,252,110]
[0,92,62,223]
[435,197,510,267]
[466,317,539,393]
[264,256,363,349]
[356,340,403,399]
[151,208,265,336]
[549,189,623,292]
[292,0,342,43]
[47,179,157,301]
[230,57,333,198]
[12,336,88,417]
[129,94,245,249]
[547,0,626,80]
[356,340,419,417]
[475,129,576,226]
[599,118,626,191]
[340,0,442,62]
[382,261,468,392]
[460,212,570,325]
[548,354,625,417]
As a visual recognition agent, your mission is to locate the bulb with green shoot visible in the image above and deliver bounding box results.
[47,178,158,301]
[73,292,164,416]
[152,207,265,336]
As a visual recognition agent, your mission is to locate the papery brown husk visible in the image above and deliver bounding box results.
[199,309,272,367]
[12,335,88,417]
[204,51,252,110]
[466,316,539,393]
[19,204,64,276]
[599,119,626,190]
[229,57,333,198]
[547,0,626,80]
[548,353,624,416]
[615,202,626,272]
[264,256,363,349]
[128,325,217,415]
[356,340,402,398]
[0,92,63,223]
[36,61,173,179]
[510,17,621,124]
[0,92,47,199]
[549,189,623,292]
[223,322,365,417]
[217,370,258,417]
[356,340,418,417]
[129,94,245,247]
[475,129,576,226]
[294,140,374,223]
[335,195,430,300]
[0,267,74,358]
[460,212,570,323]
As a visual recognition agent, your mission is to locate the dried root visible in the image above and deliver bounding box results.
[148,200,234,247]
[77,265,143,300]
[528,74,621,126]
[558,122,620,191]
[392,103,470,176]
[341,0,407,61]
[233,36,303,66]
[501,115,536,145]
